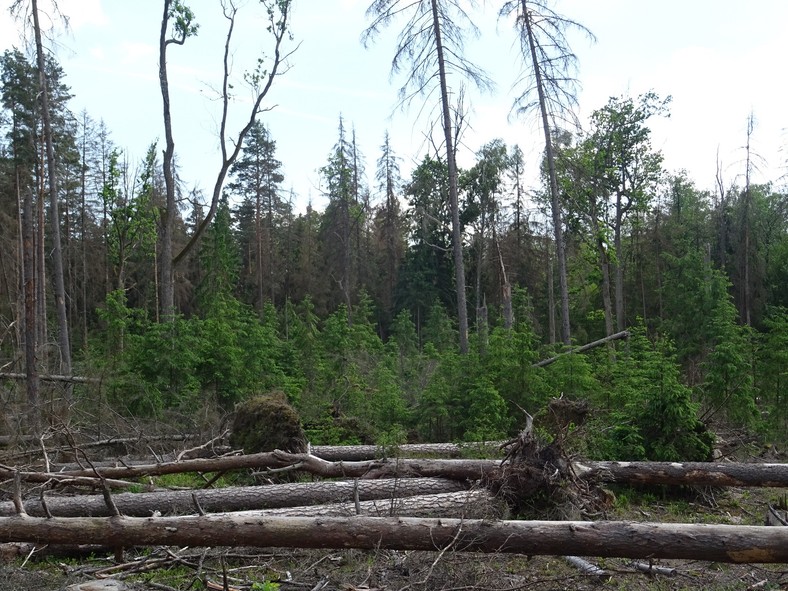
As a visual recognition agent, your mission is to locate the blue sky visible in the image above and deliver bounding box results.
[2,0,786,213]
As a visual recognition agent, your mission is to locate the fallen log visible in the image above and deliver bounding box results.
[1,469,141,490]
[0,477,466,518]
[0,514,784,563]
[311,441,503,461]
[0,372,100,384]
[575,461,788,488]
[533,330,630,368]
[254,489,497,518]
[13,453,788,489]
[13,452,499,481]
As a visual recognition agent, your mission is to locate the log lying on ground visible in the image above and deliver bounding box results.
[311,441,503,461]
[0,514,785,563]
[17,452,788,489]
[575,461,788,488]
[9,452,499,481]
[0,477,466,518]
[255,489,497,518]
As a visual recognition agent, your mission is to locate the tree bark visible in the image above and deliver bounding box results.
[253,489,495,518]
[31,0,72,383]
[312,441,503,461]
[158,0,178,319]
[18,453,788,489]
[0,514,784,563]
[21,185,39,435]
[0,478,466,518]
[15,453,500,482]
[574,460,788,488]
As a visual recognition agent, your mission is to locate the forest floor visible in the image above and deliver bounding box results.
[0,443,785,590]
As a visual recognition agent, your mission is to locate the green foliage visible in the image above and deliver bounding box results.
[754,307,788,438]
[167,1,199,42]
[587,327,713,461]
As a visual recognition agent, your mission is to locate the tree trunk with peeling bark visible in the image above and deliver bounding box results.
[0,514,784,563]
[256,490,496,518]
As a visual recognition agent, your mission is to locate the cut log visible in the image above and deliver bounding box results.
[0,478,466,518]
[0,514,784,563]
[575,461,788,488]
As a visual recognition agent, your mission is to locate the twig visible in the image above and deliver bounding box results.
[192,492,206,516]
[630,560,677,577]
[403,521,465,590]
[19,543,37,568]
[39,488,52,519]
[178,430,228,461]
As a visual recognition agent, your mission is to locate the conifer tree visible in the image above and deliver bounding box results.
[364,0,492,353]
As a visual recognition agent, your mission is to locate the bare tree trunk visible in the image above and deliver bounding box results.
[431,0,469,354]
[495,234,513,330]
[614,189,626,332]
[546,234,556,344]
[522,1,570,345]
[0,514,784,563]
[588,195,614,337]
[32,0,72,384]
[158,0,178,320]
[22,184,39,435]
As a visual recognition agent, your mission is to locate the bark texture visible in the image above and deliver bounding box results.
[0,478,466,518]
[13,454,787,489]
[252,489,496,518]
[575,461,788,488]
[311,442,502,461]
[0,515,784,563]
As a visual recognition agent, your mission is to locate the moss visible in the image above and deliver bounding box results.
[229,391,306,454]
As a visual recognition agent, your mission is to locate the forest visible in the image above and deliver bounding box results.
[0,0,786,464]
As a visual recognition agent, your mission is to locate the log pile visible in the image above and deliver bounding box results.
[0,426,786,566]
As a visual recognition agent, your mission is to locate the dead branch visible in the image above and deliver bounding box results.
[533,330,630,368]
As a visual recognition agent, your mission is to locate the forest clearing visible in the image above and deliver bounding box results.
[2,0,788,588]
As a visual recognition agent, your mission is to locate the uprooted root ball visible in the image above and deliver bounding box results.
[229,391,307,454]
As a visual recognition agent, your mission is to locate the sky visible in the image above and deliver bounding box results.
[1,0,787,214]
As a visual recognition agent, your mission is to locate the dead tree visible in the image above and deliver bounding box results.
[0,514,785,563]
